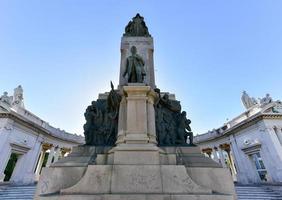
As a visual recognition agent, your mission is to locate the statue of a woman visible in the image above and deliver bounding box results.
[123,13,151,37]
[241,91,257,109]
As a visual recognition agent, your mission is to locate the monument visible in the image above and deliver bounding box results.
[35,14,237,200]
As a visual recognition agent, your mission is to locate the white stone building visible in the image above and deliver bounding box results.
[194,91,282,185]
[0,86,84,185]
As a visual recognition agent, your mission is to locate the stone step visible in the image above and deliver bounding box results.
[0,185,36,200]
[237,192,280,195]
[236,185,282,200]
[0,183,281,200]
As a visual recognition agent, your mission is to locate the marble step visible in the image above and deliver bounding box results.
[0,185,36,200]
[236,185,282,200]
[0,184,282,200]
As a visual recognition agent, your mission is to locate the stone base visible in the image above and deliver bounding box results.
[52,145,112,167]
[35,146,236,200]
[35,166,86,196]
[107,144,162,165]
[34,146,112,197]
[60,165,210,195]
[36,194,234,200]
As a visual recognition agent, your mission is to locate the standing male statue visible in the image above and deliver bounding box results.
[123,46,146,83]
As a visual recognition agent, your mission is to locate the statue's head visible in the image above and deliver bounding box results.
[163,93,169,100]
[3,92,8,96]
[182,111,187,116]
[130,46,137,55]
[154,88,160,94]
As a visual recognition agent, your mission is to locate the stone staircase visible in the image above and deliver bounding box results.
[236,185,282,200]
[0,184,281,200]
[0,184,36,200]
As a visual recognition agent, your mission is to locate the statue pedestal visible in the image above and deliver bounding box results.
[109,85,160,165]
[116,85,157,145]
[35,146,236,200]
[34,86,237,200]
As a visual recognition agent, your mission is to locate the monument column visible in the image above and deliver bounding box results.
[123,85,151,144]
[147,89,157,144]
[122,85,157,145]
[109,85,160,165]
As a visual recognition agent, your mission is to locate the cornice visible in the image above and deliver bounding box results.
[195,113,282,144]
[0,112,83,145]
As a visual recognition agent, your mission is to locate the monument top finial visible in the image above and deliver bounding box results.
[123,13,151,37]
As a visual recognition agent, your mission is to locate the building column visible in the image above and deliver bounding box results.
[267,127,282,162]
[35,150,46,175]
[35,143,51,175]
[218,147,227,168]
[202,148,212,158]
[45,146,55,167]
[0,122,13,182]
[212,147,220,163]
[0,147,12,182]
[275,127,282,145]
[260,126,282,183]
[220,143,237,180]
[18,136,43,184]
[53,146,60,163]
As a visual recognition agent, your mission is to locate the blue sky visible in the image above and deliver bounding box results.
[1,0,282,136]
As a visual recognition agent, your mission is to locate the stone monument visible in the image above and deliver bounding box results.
[35,14,237,200]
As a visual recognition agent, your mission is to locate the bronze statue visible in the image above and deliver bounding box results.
[154,89,195,146]
[177,111,193,145]
[123,13,151,37]
[123,46,146,83]
[83,82,121,146]
[106,82,122,145]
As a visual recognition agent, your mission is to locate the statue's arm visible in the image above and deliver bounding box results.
[184,119,192,131]
[140,57,145,66]
[136,55,145,66]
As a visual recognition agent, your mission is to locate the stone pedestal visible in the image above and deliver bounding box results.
[35,146,236,200]
[35,86,237,200]
[111,85,160,165]
[116,85,157,145]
